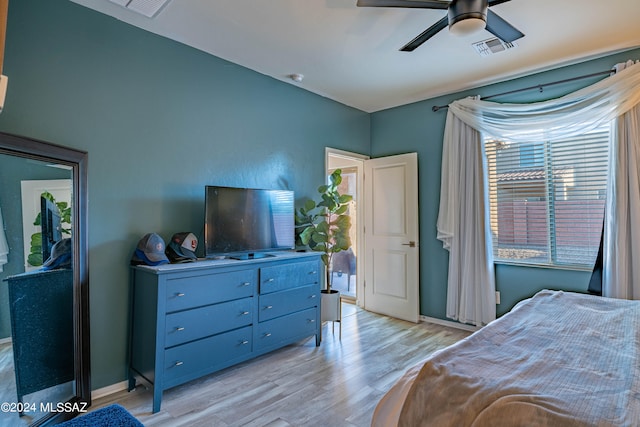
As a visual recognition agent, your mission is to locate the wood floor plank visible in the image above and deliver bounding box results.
[93,303,470,426]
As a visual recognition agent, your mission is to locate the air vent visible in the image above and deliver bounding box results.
[472,38,518,57]
[108,0,172,18]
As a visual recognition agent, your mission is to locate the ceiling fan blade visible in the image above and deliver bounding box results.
[356,0,449,10]
[485,9,524,43]
[487,0,512,6]
[400,15,448,51]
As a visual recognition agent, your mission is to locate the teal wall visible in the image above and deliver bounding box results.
[0,0,370,389]
[371,47,640,319]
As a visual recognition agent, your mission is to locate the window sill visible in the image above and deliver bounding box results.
[493,260,594,272]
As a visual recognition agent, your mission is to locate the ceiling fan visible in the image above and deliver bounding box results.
[356,0,524,52]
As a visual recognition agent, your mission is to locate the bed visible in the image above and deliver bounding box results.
[372,290,640,426]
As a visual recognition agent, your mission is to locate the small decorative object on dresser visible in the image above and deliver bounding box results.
[295,169,353,337]
[128,252,321,413]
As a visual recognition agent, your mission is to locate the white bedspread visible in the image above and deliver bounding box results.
[372,290,640,427]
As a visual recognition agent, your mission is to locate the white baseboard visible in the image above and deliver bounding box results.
[91,380,129,400]
[420,315,479,332]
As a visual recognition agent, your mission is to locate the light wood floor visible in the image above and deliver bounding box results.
[93,303,471,427]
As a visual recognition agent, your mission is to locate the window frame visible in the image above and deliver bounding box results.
[485,123,609,270]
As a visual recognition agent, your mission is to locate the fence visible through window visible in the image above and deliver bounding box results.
[485,124,609,268]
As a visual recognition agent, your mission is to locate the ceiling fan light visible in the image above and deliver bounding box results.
[449,17,487,36]
[448,0,488,37]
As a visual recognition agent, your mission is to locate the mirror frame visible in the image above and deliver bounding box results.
[0,131,90,425]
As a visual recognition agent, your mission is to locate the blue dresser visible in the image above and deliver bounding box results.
[128,252,321,413]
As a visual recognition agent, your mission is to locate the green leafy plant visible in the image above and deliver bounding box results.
[27,191,71,267]
[295,169,352,293]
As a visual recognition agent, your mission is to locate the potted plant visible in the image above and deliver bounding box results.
[295,169,352,323]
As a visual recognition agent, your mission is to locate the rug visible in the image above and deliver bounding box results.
[58,404,144,427]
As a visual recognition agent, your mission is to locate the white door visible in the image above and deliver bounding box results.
[363,153,419,323]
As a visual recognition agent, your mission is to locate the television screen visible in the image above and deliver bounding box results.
[204,186,295,258]
[41,196,62,262]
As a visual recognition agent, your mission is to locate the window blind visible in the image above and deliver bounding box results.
[485,123,610,268]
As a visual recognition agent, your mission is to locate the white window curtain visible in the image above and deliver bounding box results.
[603,62,640,299]
[0,207,8,271]
[438,61,640,325]
[437,108,496,326]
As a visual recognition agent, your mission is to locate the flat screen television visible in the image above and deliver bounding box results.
[204,186,295,259]
[41,196,62,262]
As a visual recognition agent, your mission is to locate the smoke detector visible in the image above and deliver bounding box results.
[288,73,304,83]
[472,38,518,57]
[108,0,173,18]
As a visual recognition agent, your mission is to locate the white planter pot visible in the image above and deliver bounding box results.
[321,289,341,322]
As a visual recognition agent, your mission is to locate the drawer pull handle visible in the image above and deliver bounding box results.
[309,271,317,274]
[310,294,317,298]
[241,311,250,315]
[241,282,251,287]
[241,340,250,345]
[308,319,315,323]
[266,278,275,282]
[265,305,273,310]
[264,333,272,337]
[174,361,184,367]
[175,327,185,331]
[176,292,185,297]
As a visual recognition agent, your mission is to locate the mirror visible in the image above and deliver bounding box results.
[0,132,89,426]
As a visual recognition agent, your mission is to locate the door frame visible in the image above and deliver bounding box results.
[326,148,369,308]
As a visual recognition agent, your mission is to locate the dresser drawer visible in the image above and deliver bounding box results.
[258,285,318,322]
[255,308,317,351]
[163,326,253,385]
[165,269,256,312]
[165,298,253,348]
[259,261,319,294]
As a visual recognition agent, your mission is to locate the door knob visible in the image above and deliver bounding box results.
[402,241,416,247]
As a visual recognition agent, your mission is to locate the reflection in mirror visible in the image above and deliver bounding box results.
[0,154,73,426]
[0,134,89,427]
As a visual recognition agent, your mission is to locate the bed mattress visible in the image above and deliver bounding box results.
[372,290,640,427]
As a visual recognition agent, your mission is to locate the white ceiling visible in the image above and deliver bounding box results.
[69,0,640,112]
